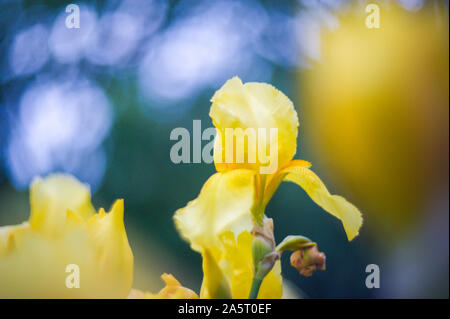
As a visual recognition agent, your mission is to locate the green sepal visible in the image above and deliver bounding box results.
[276,235,316,252]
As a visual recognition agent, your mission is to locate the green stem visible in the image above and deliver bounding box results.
[249,277,263,299]
[254,175,267,226]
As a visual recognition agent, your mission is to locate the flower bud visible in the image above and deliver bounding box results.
[290,246,326,277]
[252,217,279,280]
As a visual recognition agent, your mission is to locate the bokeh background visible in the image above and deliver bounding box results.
[0,0,448,298]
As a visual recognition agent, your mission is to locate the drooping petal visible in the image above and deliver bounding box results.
[263,159,312,206]
[174,169,256,253]
[280,163,363,241]
[210,76,299,174]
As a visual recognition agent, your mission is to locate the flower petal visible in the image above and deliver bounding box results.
[263,159,312,206]
[29,174,96,236]
[174,169,256,253]
[87,199,134,295]
[219,231,282,299]
[200,248,232,299]
[141,273,199,299]
[210,76,299,173]
[258,260,282,299]
[281,164,363,241]
[0,174,133,298]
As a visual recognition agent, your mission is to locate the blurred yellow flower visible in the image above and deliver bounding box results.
[299,4,448,238]
[0,174,133,298]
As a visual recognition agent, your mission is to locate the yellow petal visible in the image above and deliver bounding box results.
[281,163,363,241]
[218,231,282,299]
[174,169,256,253]
[219,231,253,298]
[142,273,199,299]
[200,248,232,299]
[0,174,133,298]
[0,223,28,257]
[29,174,96,236]
[127,288,147,299]
[210,76,299,174]
[263,159,312,206]
[87,199,134,296]
[258,260,283,299]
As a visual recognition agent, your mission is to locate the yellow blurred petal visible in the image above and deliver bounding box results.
[282,164,362,241]
[0,223,28,256]
[87,199,134,295]
[29,174,96,236]
[66,209,85,228]
[143,273,199,299]
[127,288,147,299]
[161,273,181,286]
[174,170,256,253]
[300,4,449,238]
[129,274,198,299]
[0,175,133,298]
[210,76,299,173]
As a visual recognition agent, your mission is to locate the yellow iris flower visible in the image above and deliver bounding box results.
[0,174,133,298]
[174,76,363,298]
[209,76,362,239]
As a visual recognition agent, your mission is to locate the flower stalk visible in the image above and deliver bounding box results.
[250,217,279,298]
[249,277,263,299]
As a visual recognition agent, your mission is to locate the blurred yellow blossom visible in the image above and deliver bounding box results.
[0,174,133,298]
[299,3,448,237]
